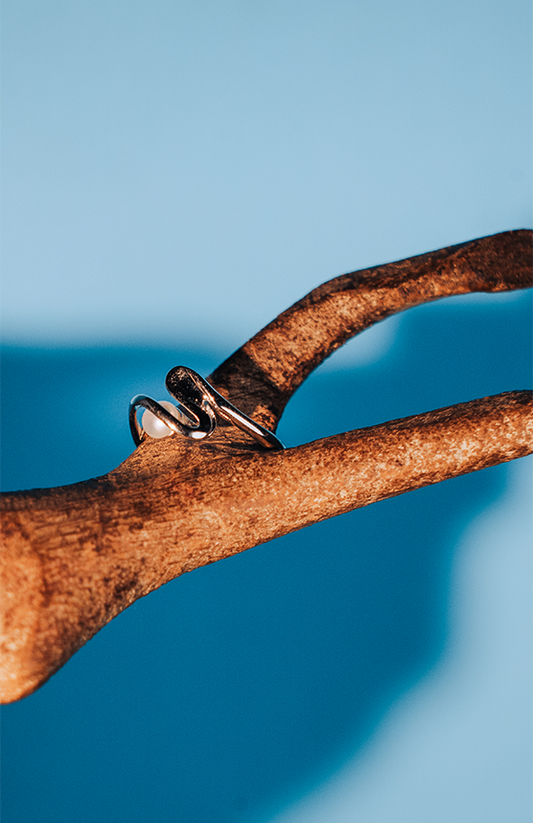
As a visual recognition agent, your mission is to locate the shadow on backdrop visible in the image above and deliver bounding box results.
[1,293,531,823]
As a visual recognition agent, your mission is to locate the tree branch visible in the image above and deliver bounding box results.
[209,229,532,428]
[1,230,531,703]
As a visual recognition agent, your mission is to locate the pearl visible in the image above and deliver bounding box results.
[142,401,183,439]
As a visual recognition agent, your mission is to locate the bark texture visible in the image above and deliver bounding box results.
[1,229,532,703]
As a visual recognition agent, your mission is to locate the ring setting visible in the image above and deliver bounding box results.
[129,366,284,450]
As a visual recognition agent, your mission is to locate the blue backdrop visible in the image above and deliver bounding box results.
[1,0,531,821]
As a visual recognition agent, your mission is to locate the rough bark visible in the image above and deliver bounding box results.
[1,229,531,703]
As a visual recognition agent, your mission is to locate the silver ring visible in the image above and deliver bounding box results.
[129,366,284,450]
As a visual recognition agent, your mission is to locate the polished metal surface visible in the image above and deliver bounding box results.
[129,367,284,450]
[128,393,212,447]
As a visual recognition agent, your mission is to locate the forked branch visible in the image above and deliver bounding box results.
[1,230,531,703]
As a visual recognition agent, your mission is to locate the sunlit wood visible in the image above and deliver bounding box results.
[1,229,531,703]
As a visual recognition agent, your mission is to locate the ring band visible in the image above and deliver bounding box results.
[129,366,284,450]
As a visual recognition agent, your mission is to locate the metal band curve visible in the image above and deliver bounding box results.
[130,367,284,450]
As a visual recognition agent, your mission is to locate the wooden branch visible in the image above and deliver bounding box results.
[209,229,532,428]
[1,230,531,703]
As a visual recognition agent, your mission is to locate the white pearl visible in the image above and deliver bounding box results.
[142,401,183,438]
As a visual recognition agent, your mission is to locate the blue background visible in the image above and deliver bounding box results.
[1,1,531,821]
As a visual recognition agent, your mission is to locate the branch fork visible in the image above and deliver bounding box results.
[1,229,531,703]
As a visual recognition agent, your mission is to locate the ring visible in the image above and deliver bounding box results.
[129,366,284,450]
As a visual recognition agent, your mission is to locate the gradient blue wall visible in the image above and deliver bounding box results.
[1,2,531,821]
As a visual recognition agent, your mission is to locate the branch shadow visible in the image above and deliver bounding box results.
[1,292,531,823]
